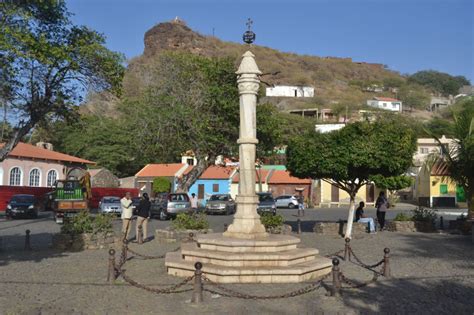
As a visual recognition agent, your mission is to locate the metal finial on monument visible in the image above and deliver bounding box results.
[243,18,256,44]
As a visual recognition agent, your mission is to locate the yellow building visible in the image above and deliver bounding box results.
[319,180,382,207]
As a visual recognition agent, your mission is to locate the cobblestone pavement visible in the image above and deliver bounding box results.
[1,217,473,315]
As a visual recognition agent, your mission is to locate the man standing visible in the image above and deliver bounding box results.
[190,193,198,212]
[136,193,151,243]
[375,191,389,231]
[121,192,133,240]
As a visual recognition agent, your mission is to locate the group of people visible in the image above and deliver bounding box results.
[120,192,151,242]
[355,191,389,233]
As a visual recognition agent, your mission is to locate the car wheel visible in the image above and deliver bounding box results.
[288,203,296,209]
[159,209,168,221]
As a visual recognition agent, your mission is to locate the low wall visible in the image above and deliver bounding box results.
[52,232,118,251]
[155,228,214,243]
[313,221,368,236]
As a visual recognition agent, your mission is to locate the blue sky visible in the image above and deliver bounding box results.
[67,0,473,81]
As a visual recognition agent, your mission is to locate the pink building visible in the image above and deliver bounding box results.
[0,142,95,187]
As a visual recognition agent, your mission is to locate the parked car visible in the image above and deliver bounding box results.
[275,195,299,209]
[205,194,236,215]
[131,197,141,213]
[151,193,192,220]
[6,194,40,219]
[257,192,276,215]
[98,196,122,215]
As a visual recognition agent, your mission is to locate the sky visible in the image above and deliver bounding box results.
[68,0,473,82]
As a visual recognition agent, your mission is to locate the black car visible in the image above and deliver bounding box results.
[257,192,276,215]
[6,194,40,219]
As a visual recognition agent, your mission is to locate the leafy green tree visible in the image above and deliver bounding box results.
[428,97,474,219]
[408,70,470,96]
[287,119,416,238]
[152,177,171,194]
[424,117,454,138]
[0,0,124,160]
[397,84,431,110]
[370,175,413,204]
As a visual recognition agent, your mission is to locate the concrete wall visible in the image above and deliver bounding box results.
[0,157,66,187]
[91,169,119,188]
[367,100,402,112]
[266,86,314,97]
[320,180,381,205]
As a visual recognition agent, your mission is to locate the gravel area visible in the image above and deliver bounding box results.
[1,224,473,314]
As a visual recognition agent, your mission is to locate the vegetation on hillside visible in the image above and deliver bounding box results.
[408,70,470,96]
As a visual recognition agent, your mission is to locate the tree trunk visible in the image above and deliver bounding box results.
[344,194,356,239]
[0,121,34,162]
[467,187,474,221]
[175,155,214,193]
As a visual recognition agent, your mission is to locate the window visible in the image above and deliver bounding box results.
[47,170,58,187]
[29,169,40,186]
[383,103,387,107]
[392,103,397,108]
[186,158,194,166]
[212,184,219,192]
[420,148,429,154]
[440,184,448,195]
[9,167,22,186]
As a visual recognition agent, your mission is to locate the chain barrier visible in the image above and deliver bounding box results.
[339,271,379,289]
[201,273,330,300]
[325,249,344,259]
[120,269,194,294]
[126,245,181,260]
[347,247,384,275]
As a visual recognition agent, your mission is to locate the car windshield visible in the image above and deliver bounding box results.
[170,194,189,202]
[11,195,35,203]
[258,194,274,202]
[102,197,120,203]
[210,195,229,201]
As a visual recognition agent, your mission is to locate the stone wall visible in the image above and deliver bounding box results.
[387,221,417,232]
[52,232,117,251]
[155,228,213,243]
[313,221,368,236]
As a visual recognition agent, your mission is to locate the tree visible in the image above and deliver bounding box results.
[370,174,413,204]
[397,84,431,111]
[408,70,470,96]
[428,97,474,219]
[153,177,171,194]
[287,119,416,238]
[0,1,124,160]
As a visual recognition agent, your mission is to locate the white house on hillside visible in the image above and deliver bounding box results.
[367,97,402,112]
[266,85,314,98]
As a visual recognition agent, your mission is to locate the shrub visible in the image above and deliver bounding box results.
[153,177,171,194]
[61,211,113,235]
[393,212,413,222]
[411,207,437,223]
[260,213,284,229]
[171,213,209,231]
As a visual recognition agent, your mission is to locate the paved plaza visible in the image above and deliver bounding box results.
[0,208,473,314]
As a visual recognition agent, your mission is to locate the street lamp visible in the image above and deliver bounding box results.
[243,18,255,44]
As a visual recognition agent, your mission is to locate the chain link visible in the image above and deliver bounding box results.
[339,272,378,289]
[126,245,180,260]
[201,273,330,299]
[325,249,344,258]
[348,247,384,273]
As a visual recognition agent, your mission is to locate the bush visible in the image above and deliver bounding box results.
[393,212,413,222]
[61,211,113,235]
[260,213,284,229]
[411,207,437,223]
[171,213,209,231]
[153,177,171,194]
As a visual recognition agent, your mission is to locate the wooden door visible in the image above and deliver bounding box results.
[198,184,205,199]
[331,184,339,202]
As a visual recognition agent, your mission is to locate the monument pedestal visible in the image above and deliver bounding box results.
[165,233,331,283]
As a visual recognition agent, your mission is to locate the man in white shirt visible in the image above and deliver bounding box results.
[121,192,133,240]
[190,193,198,212]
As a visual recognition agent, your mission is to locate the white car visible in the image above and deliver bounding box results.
[98,196,122,215]
[275,195,299,209]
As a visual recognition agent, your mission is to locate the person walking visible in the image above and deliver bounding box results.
[375,191,389,231]
[190,193,198,212]
[355,201,376,233]
[136,193,151,243]
[120,192,133,240]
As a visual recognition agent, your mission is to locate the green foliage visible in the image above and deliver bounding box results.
[152,177,171,193]
[411,207,437,223]
[287,118,417,197]
[60,211,113,235]
[171,213,209,231]
[393,212,413,222]
[408,70,470,96]
[260,213,284,229]
[424,117,455,138]
[397,84,431,110]
[370,175,413,192]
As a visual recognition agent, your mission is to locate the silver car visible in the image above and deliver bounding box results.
[98,196,122,215]
[275,195,299,209]
[158,193,192,220]
[205,194,236,215]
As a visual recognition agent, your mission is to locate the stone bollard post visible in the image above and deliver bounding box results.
[192,262,203,304]
[188,232,195,242]
[224,224,228,232]
[107,249,116,283]
[24,229,32,251]
[297,219,302,234]
[137,225,143,244]
[439,216,444,230]
[344,238,350,261]
[383,248,391,278]
[331,258,341,297]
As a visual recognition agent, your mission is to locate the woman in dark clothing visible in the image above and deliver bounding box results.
[375,191,389,231]
[136,193,151,242]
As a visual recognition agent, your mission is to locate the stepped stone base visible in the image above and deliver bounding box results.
[165,233,331,283]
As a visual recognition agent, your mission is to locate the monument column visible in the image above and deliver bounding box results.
[223,51,268,239]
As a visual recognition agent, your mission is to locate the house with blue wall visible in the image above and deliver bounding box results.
[189,166,236,207]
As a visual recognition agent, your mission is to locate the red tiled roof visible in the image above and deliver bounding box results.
[374,97,400,102]
[1,142,95,164]
[200,166,235,179]
[232,169,270,183]
[268,170,311,184]
[136,163,189,177]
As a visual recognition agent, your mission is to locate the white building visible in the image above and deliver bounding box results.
[315,123,346,133]
[414,135,457,166]
[366,97,402,112]
[266,85,314,98]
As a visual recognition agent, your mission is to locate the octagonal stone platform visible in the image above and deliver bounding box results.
[165,233,332,283]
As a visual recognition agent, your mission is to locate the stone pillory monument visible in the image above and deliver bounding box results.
[165,23,331,283]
